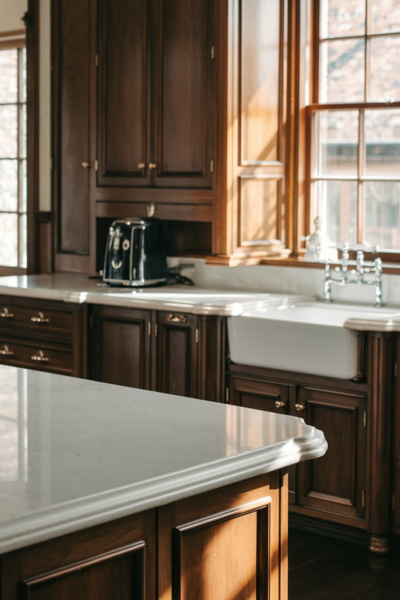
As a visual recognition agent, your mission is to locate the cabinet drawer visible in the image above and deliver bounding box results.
[0,339,73,375]
[0,301,73,340]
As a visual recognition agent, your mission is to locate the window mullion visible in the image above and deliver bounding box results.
[358,110,365,245]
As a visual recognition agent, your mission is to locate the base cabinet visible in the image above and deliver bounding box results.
[295,387,367,523]
[0,296,86,378]
[227,366,373,541]
[89,305,225,402]
[0,473,288,600]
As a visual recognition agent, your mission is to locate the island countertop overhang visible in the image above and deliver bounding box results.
[0,365,327,554]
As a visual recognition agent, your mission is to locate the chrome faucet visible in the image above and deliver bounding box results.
[324,245,384,307]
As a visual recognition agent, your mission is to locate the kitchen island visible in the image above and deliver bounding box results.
[0,365,326,599]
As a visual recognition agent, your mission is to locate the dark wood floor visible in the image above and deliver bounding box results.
[289,528,400,600]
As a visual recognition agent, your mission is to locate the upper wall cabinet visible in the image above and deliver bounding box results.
[97,0,216,191]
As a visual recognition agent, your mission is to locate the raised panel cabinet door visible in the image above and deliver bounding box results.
[157,473,285,600]
[52,0,93,270]
[296,387,367,522]
[1,511,156,600]
[90,306,151,390]
[155,312,198,398]
[97,0,151,187]
[152,0,216,188]
[228,375,297,504]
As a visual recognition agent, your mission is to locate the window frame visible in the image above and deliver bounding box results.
[305,0,400,264]
[0,1,39,277]
[0,40,27,272]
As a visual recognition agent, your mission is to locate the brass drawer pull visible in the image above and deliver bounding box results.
[138,162,147,169]
[31,350,49,363]
[31,312,50,324]
[0,307,14,318]
[148,162,157,170]
[295,402,306,412]
[275,400,286,408]
[167,314,187,323]
[0,344,14,356]
[81,161,92,169]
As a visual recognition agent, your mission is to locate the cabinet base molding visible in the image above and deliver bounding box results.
[289,513,370,547]
[369,535,391,555]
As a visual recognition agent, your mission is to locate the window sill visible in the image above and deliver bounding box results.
[260,256,400,275]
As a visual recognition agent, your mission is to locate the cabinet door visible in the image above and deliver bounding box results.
[153,0,215,189]
[90,306,151,390]
[52,0,94,273]
[155,312,198,398]
[296,387,367,522]
[229,374,297,504]
[97,0,151,188]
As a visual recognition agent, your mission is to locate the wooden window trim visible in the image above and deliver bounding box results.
[300,0,400,266]
[0,3,39,277]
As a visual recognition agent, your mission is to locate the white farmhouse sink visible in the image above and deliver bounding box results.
[227,302,400,379]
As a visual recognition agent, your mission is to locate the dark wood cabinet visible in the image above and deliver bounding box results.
[295,386,367,523]
[89,306,225,402]
[393,334,400,535]
[97,0,215,192]
[90,305,152,389]
[227,364,371,530]
[0,296,86,377]
[51,0,96,274]
[154,311,198,398]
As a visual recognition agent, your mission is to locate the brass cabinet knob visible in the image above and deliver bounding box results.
[81,161,92,169]
[31,350,49,363]
[167,314,188,323]
[138,162,147,169]
[275,400,286,408]
[0,307,14,318]
[0,344,14,356]
[148,163,157,170]
[295,402,306,412]
[30,312,50,324]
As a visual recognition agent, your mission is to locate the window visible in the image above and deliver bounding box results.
[0,44,27,269]
[308,0,400,258]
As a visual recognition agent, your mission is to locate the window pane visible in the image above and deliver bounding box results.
[365,109,400,176]
[316,111,358,176]
[320,0,365,38]
[240,178,281,244]
[21,159,27,212]
[0,106,18,158]
[371,0,400,34]
[19,214,27,268]
[19,104,27,159]
[365,181,400,249]
[320,39,365,102]
[0,213,18,266]
[20,48,27,103]
[0,160,18,211]
[370,36,400,102]
[0,49,18,103]
[317,179,358,245]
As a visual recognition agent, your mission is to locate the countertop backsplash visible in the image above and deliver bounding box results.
[169,258,400,307]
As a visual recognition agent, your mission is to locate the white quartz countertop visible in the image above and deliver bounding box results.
[0,274,315,316]
[0,365,327,554]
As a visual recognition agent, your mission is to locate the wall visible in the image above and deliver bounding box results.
[176,258,400,307]
[0,0,26,32]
